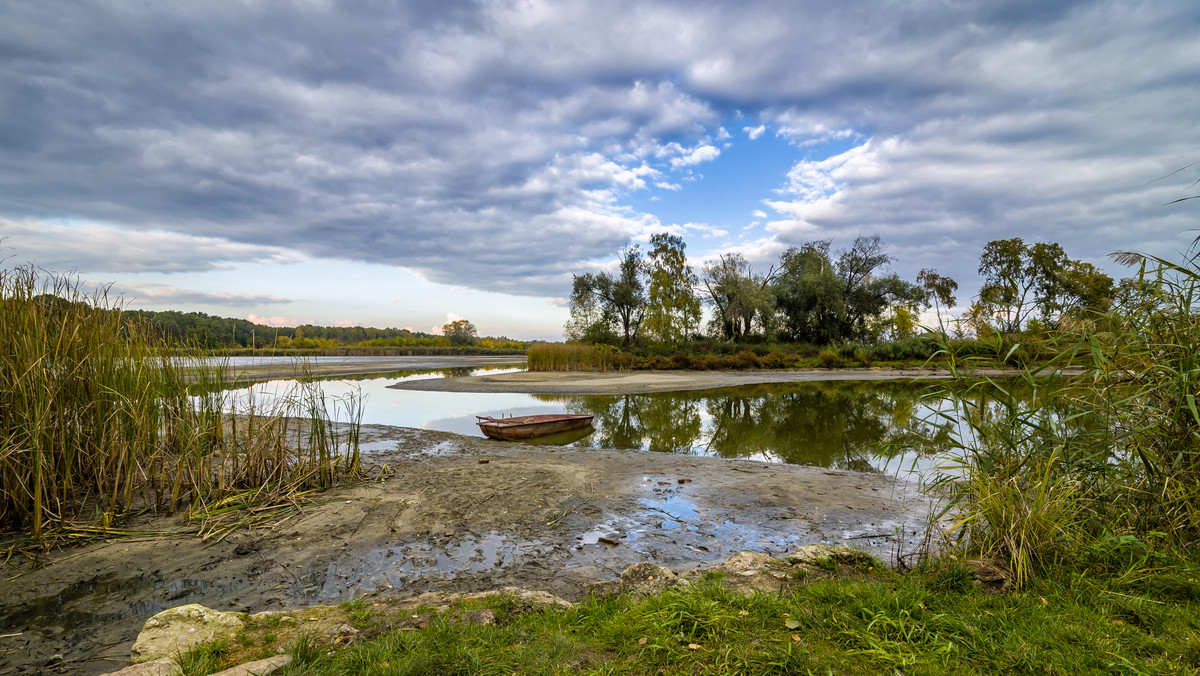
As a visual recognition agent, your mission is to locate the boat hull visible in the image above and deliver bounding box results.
[476,413,595,441]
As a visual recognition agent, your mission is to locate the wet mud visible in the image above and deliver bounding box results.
[0,424,931,675]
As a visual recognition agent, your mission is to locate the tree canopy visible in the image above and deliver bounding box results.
[442,318,479,345]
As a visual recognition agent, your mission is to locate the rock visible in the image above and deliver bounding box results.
[391,587,574,612]
[100,656,178,676]
[104,656,291,676]
[679,551,796,595]
[619,562,689,595]
[785,544,873,567]
[452,609,497,626]
[965,559,1012,593]
[719,551,776,573]
[210,655,292,676]
[130,604,248,664]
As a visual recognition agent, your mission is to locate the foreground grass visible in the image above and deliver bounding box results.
[183,550,1200,676]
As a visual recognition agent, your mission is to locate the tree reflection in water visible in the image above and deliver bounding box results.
[537,380,955,473]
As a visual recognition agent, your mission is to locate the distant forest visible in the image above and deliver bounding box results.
[125,309,527,351]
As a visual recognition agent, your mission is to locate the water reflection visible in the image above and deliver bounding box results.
[219,374,1005,476]
[542,381,951,472]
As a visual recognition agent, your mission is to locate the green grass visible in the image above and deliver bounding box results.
[187,554,1200,675]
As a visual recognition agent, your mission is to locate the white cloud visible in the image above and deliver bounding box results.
[0,0,1197,309]
[119,283,292,307]
[1,219,298,274]
[248,314,305,327]
[670,145,721,169]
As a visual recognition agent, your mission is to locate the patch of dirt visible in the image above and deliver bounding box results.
[0,423,932,675]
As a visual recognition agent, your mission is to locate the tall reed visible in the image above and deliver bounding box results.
[527,343,615,371]
[916,237,1200,585]
[0,266,362,540]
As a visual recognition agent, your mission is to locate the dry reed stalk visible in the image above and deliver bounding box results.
[0,266,364,545]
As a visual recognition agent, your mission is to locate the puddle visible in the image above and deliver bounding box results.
[0,573,244,645]
[301,531,556,603]
[409,440,457,457]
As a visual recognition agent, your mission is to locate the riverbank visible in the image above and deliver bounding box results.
[0,424,928,675]
[218,355,526,381]
[388,366,1029,395]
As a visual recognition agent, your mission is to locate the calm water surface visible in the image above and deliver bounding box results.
[225,368,959,479]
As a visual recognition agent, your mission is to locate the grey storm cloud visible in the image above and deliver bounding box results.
[2,0,1198,297]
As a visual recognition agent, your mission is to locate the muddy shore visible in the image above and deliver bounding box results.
[0,366,939,675]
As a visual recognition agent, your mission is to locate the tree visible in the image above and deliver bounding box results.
[701,253,777,340]
[1045,260,1114,326]
[563,245,649,345]
[442,318,478,345]
[773,241,844,344]
[604,245,650,345]
[564,274,613,343]
[772,235,925,344]
[976,238,1113,332]
[917,268,958,335]
[836,235,916,341]
[644,233,701,346]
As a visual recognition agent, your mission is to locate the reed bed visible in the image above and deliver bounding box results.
[527,342,615,371]
[0,266,362,543]
[915,238,1200,586]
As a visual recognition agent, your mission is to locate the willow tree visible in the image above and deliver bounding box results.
[644,233,701,346]
[701,253,778,341]
[773,236,925,343]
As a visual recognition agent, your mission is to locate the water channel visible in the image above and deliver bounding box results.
[223,366,964,482]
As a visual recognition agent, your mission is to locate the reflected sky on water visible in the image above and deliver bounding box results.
[222,369,971,480]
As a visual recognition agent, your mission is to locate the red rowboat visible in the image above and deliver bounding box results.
[475,413,595,441]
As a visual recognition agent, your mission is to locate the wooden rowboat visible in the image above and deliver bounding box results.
[475,413,595,441]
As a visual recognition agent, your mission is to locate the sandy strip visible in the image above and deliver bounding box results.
[386,367,1006,395]
[223,355,526,380]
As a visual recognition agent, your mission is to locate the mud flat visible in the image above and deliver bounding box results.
[0,424,930,675]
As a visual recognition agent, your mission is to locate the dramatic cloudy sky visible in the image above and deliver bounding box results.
[2,0,1197,339]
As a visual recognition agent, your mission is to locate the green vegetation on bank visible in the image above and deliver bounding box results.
[0,267,364,544]
[529,335,1049,372]
[125,309,528,352]
[567,235,1115,350]
[922,240,1200,589]
[185,550,1200,675]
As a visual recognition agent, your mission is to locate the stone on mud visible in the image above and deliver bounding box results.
[398,586,574,611]
[101,656,177,676]
[620,562,690,595]
[130,604,248,664]
[679,551,797,595]
[785,544,873,567]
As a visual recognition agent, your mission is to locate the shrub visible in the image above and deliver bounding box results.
[817,348,846,368]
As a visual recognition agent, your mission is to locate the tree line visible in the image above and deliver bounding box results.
[566,235,1117,347]
[123,310,524,351]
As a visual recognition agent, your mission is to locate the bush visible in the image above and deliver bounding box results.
[817,348,846,368]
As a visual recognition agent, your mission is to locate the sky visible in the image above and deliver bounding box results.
[1,0,1198,341]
